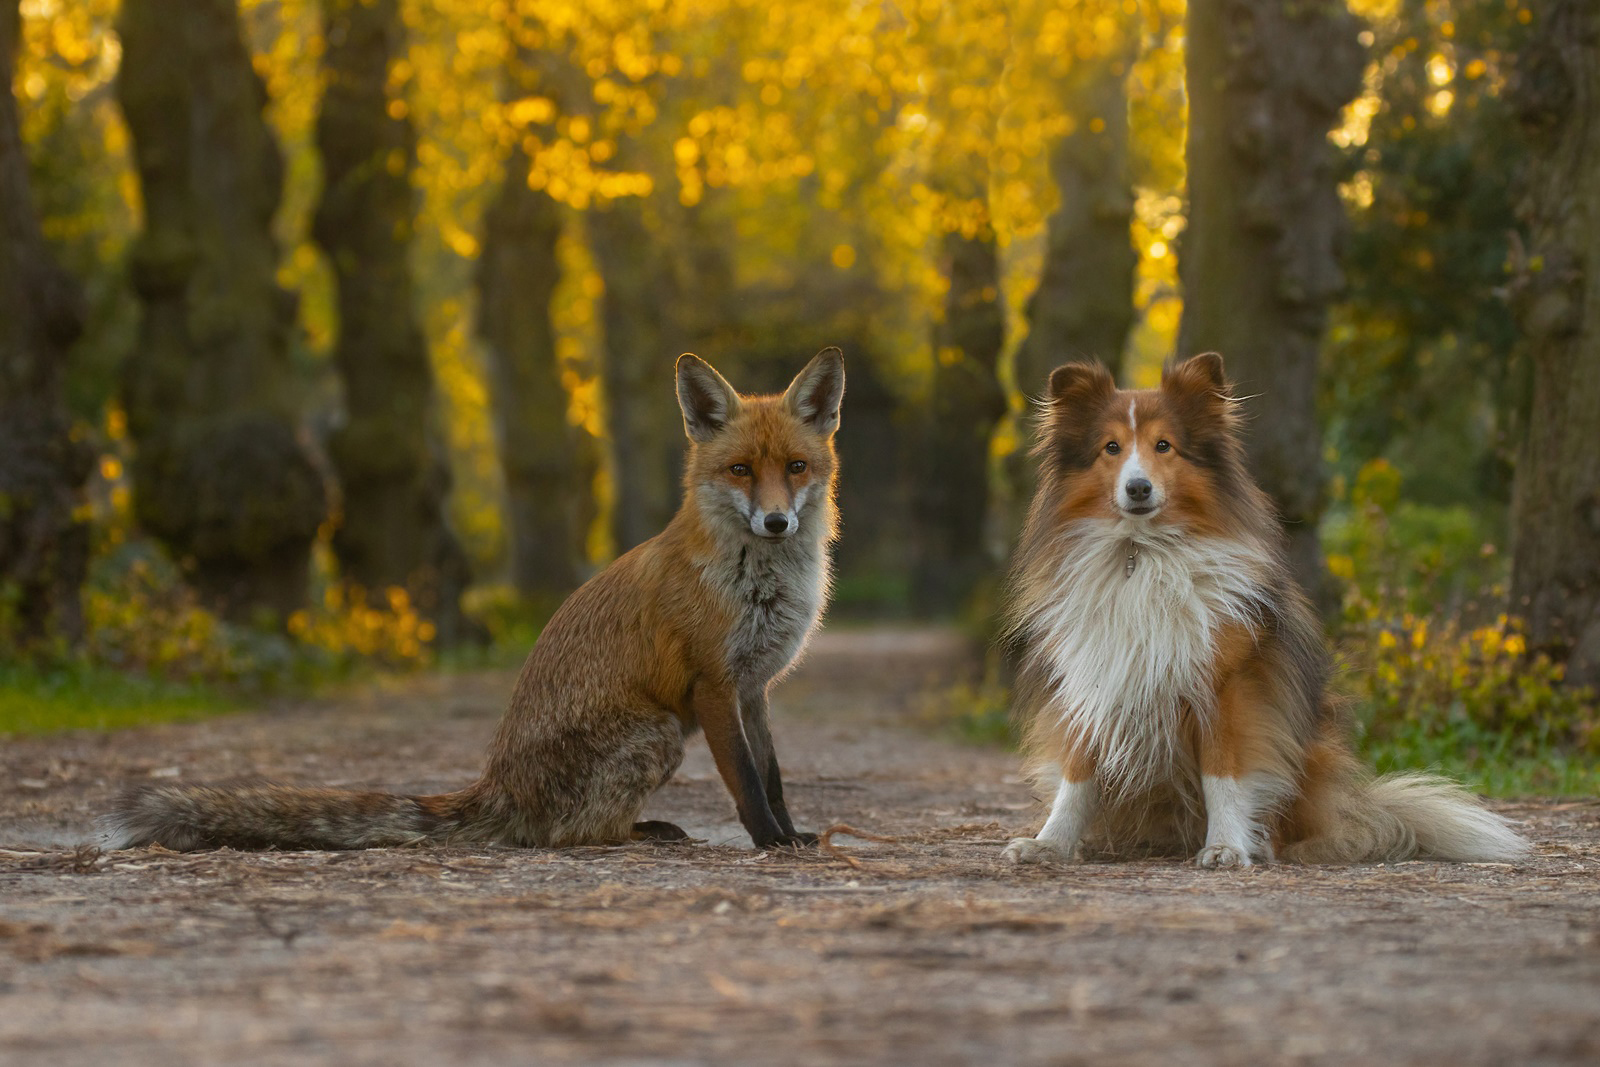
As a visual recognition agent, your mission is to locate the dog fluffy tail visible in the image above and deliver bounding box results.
[1362,772,1530,861]
[97,782,477,852]
[1284,753,1530,864]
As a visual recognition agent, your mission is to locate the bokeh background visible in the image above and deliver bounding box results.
[1,0,1595,791]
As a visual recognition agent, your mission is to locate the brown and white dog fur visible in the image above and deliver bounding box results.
[1002,353,1528,868]
[101,349,845,852]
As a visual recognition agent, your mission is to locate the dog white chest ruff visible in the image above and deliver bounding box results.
[1026,522,1270,792]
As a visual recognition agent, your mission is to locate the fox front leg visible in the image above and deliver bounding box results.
[694,678,811,849]
[740,684,816,845]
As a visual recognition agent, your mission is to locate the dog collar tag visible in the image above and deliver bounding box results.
[1125,541,1140,578]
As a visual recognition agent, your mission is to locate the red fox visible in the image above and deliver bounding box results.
[101,349,846,851]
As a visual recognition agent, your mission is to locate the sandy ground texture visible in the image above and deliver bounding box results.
[2,626,1598,1067]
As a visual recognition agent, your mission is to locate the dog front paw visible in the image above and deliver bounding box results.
[1196,844,1252,869]
[1002,837,1073,866]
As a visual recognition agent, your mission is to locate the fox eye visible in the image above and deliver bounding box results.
[787,460,807,474]
[1155,440,1172,453]
[729,463,751,477]
[1105,441,1121,455]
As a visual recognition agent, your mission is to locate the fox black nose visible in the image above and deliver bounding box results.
[764,513,791,534]
[1125,478,1153,503]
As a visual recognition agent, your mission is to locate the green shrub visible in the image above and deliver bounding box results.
[1328,460,1598,791]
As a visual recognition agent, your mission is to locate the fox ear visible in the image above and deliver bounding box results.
[1163,352,1228,399]
[783,347,845,436]
[676,353,741,442]
[1046,361,1115,410]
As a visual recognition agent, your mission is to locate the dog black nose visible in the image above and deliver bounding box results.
[1125,478,1153,503]
[764,513,790,533]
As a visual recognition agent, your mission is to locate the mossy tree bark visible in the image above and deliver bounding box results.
[1509,0,1600,688]
[1177,0,1365,602]
[313,0,470,639]
[475,42,587,598]
[910,226,1008,616]
[0,0,93,645]
[116,0,326,623]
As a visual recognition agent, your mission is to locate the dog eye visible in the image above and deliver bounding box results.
[787,460,807,474]
[1155,440,1171,453]
[1105,441,1121,455]
[730,464,751,476]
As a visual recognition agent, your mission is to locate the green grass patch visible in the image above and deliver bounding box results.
[922,684,1597,798]
[1358,717,1600,798]
[0,663,237,737]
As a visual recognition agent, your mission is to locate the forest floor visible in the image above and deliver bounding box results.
[2,626,1598,1067]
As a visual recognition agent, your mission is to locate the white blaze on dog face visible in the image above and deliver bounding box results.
[1114,397,1166,517]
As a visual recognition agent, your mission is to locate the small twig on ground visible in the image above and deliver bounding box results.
[818,824,900,872]
[0,845,106,874]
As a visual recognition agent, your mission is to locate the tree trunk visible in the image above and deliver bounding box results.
[1509,1,1600,688]
[1007,47,1140,553]
[589,196,683,553]
[910,227,1008,615]
[313,0,470,639]
[476,139,586,596]
[1177,0,1365,601]
[116,0,326,623]
[0,0,93,646]
[829,348,915,597]
[1013,54,1138,395]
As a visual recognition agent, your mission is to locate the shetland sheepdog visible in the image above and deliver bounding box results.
[1002,353,1529,867]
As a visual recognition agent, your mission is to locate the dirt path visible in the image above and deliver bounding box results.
[3,628,1598,1066]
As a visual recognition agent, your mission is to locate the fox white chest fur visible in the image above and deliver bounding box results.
[1021,519,1271,792]
[702,535,828,689]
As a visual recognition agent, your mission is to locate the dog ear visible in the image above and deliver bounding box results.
[1162,352,1228,400]
[676,353,742,442]
[1162,352,1244,465]
[1047,362,1116,411]
[783,347,845,436]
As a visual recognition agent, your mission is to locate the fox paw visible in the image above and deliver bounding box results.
[631,820,690,842]
[1196,844,1251,869]
[759,831,819,850]
[1002,837,1073,865]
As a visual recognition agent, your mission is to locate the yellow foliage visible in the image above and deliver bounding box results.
[288,580,437,668]
[1332,464,1598,756]
[20,0,1201,583]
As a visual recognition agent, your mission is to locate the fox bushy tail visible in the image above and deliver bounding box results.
[1287,769,1530,864]
[98,782,475,851]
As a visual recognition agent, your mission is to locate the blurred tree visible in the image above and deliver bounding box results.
[0,0,93,645]
[909,0,1010,616]
[1178,0,1366,601]
[475,29,588,597]
[1325,0,1529,508]
[590,158,685,554]
[911,228,1007,615]
[116,0,327,623]
[1012,23,1139,395]
[313,0,471,640]
[1508,0,1600,688]
[1003,2,1144,554]
[11,0,137,427]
